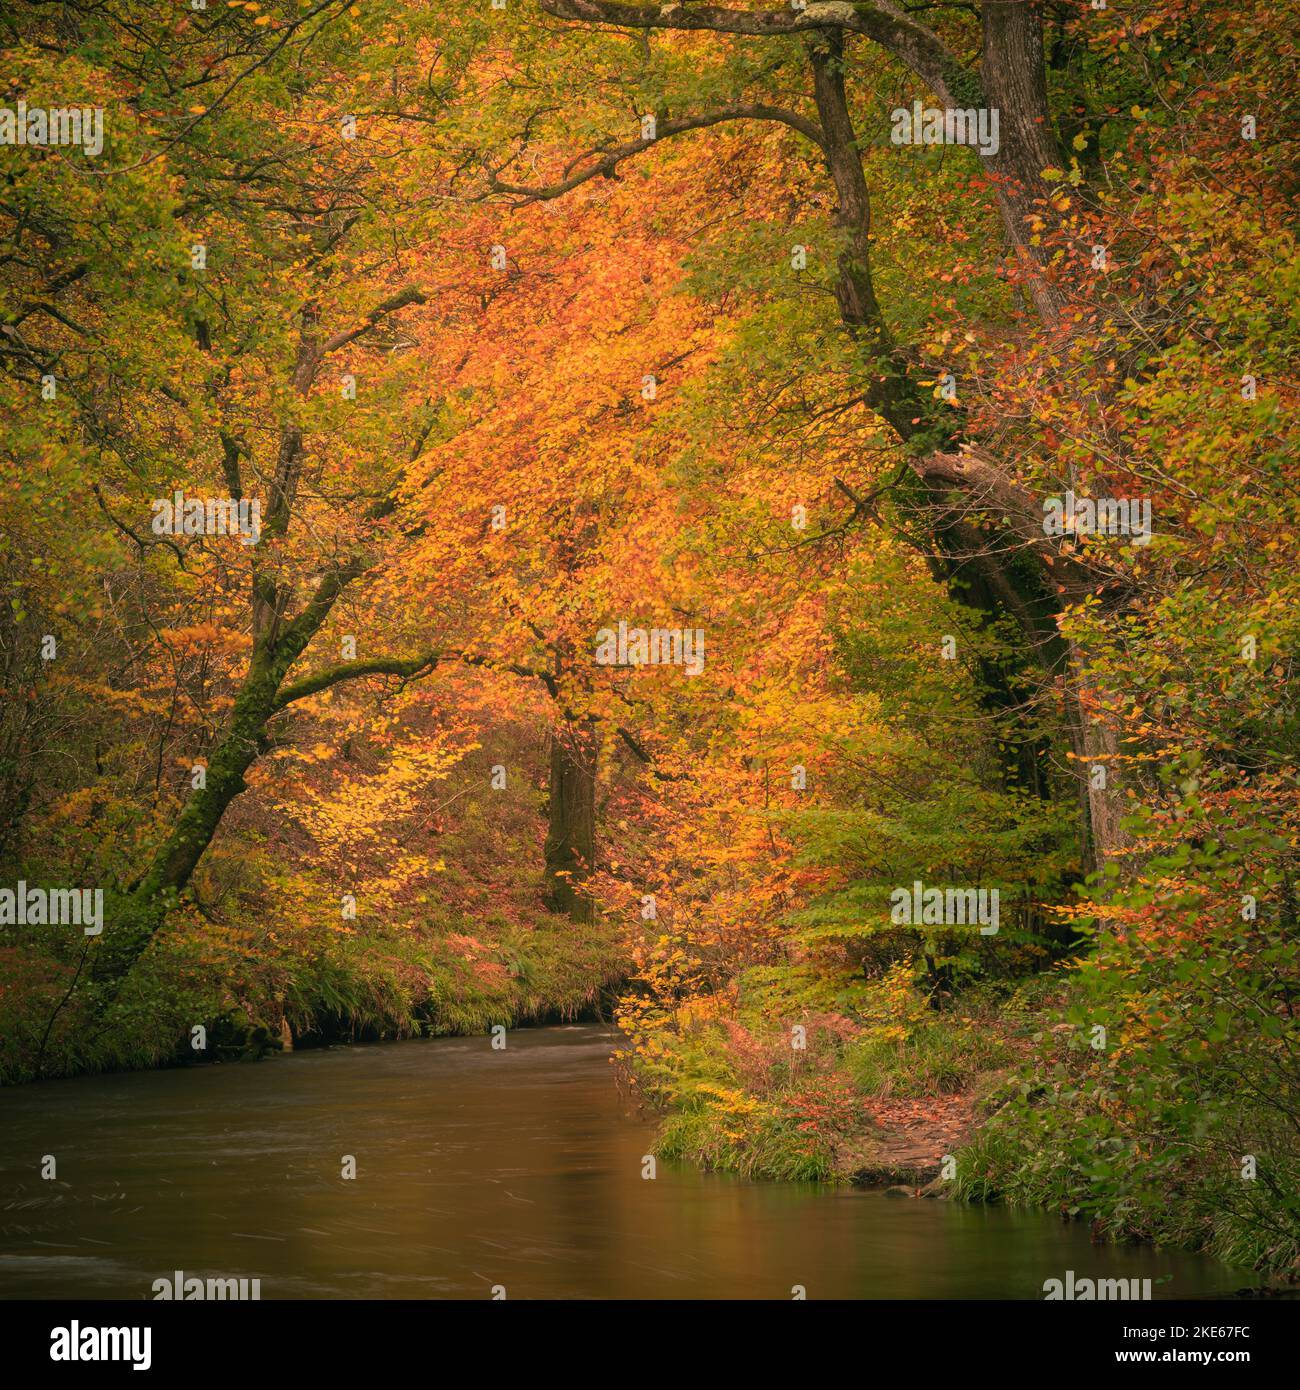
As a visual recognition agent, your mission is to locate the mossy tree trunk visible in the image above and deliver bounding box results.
[89,292,436,988]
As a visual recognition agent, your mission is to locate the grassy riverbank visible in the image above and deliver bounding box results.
[621,955,1050,1185]
[621,948,1300,1283]
[0,908,627,1084]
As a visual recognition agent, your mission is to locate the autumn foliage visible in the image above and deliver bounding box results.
[1,0,1297,1278]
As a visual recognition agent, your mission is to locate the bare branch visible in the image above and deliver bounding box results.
[91,482,188,569]
[321,285,429,355]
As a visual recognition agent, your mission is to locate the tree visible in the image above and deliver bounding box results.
[2,1,478,986]
[497,0,1144,871]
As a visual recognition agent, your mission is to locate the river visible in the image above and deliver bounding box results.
[0,1024,1254,1299]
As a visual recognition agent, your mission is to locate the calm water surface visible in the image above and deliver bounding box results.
[0,1025,1255,1299]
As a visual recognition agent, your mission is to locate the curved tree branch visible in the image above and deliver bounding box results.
[487,104,825,204]
[535,1,973,107]
[271,650,447,712]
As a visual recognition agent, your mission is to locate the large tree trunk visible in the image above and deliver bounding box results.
[808,36,1063,804]
[980,0,1064,325]
[543,723,597,924]
[807,30,1134,866]
[807,32,931,444]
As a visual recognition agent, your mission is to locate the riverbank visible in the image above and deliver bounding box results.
[620,955,1299,1285]
[623,957,1041,1186]
[0,908,629,1084]
[8,910,1295,1288]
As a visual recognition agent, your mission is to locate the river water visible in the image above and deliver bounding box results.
[0,1024,1253,1299]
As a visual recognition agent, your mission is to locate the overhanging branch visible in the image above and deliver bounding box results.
[536,1,973,108]
[272,650,447,711]
[487,104,825,204]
